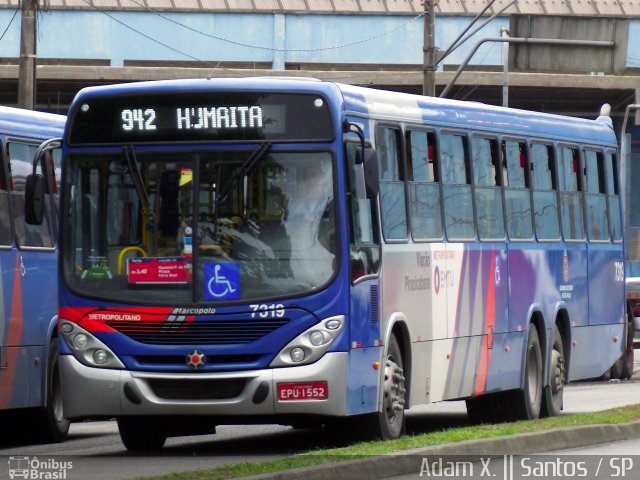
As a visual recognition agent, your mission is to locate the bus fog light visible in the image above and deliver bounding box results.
[61,322,74,334]
[290,347,306,363]
[325,319,341,330]
[73,333,89,349]
[309,330,325,346]
[93,349,108,364]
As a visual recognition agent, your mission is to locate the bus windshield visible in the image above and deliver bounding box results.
[62,149,337,304]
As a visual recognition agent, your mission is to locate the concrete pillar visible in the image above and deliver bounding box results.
[272,13,286,71]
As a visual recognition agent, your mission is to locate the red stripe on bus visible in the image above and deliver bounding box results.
[0,257,24,409]
[474,251,496,396]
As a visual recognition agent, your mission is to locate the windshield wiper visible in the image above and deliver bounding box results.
[215,142,272,205]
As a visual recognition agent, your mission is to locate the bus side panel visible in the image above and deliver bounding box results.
[346,346,380,415]
[347,278,382,415]
[562,244,589,327]
[587,244,625,327]
[0,253,29,409]
[18,251,58,347]
[569,324,624,380]
[443,245,509,400]
[483,331,526,392]
[381,244,447,405]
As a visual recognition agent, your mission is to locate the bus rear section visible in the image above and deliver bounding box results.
[0,106,69,443]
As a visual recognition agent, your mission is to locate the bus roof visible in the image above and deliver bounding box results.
[0,105,65,140]
[69,77,616,147]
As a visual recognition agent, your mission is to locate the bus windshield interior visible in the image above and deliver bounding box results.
[62,149,337,304]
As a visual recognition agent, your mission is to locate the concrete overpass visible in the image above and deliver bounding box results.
[0,0,638,120]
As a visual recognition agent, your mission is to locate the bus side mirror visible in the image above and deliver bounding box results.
[354,148,379,199]
[25,173,45,225]
[363,148,379,199]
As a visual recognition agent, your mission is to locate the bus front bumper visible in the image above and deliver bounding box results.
[59,352,350,420]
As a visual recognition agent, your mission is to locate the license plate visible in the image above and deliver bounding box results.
[277,382,328,401]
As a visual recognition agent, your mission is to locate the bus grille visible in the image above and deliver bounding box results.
[106,319,289,345]
[146,378,247,400]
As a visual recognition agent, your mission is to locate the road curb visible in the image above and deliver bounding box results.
[244,421,640,480]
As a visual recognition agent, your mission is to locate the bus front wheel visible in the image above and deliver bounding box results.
[34,337,70,443]
[117,417,167,451]
[360,333,406,440]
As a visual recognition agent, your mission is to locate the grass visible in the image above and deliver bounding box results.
[136,404,640,480]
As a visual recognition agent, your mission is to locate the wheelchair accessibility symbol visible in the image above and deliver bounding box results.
[203,263,240,300]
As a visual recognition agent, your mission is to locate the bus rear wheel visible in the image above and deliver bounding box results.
[621,312,635,380]
[117,417,167,451]
[541,326,565,417]
[503,324,543,421]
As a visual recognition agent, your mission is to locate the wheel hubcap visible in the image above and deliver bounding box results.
[527,345,540,400]
[52,369,64,422]
[383,356,406,424]
[550,349,565,397]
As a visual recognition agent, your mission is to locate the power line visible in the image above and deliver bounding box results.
[122,0,425,53]
[78,0,252,76]
[0,6,20,43]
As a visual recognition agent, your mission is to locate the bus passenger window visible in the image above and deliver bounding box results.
[441,132,474,240]
[377,127,407,241]
[472,136,504,240]
[7,142,54,248]
[558,146,585,240]
[407,130,442,241]
[531,143,560,240]
[502,140,533,240]
[584,149,609,241]
[605,151,622,242]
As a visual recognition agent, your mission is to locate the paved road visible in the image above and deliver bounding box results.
[0,357,638,480]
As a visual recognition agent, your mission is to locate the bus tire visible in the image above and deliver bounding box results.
[621,313,635,380]
[117,417,167,451]
[504,324,543,421]
[365,333,406,440]
[541,326,565,417]
[35,337,70,443]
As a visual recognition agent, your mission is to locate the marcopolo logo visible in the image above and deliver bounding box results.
[8,456,73,479]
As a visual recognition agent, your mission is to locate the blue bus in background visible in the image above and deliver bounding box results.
[0,106,69,443]
[44,78,629,450]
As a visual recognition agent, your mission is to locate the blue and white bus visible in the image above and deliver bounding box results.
[0,106,69,443]
[47,78,627,450]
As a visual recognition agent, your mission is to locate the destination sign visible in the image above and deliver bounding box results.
[68,92,333,145]
[120,105,264,132]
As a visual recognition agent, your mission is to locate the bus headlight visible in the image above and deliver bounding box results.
[290,347,306,363]
[73,333,89,349]
[310,330,327,346]
[270,315,345,367]
[59,321,125,369]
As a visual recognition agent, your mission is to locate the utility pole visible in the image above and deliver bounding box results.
[18,0,37,110]
[423,0,436,96]
[500,26,509,107]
